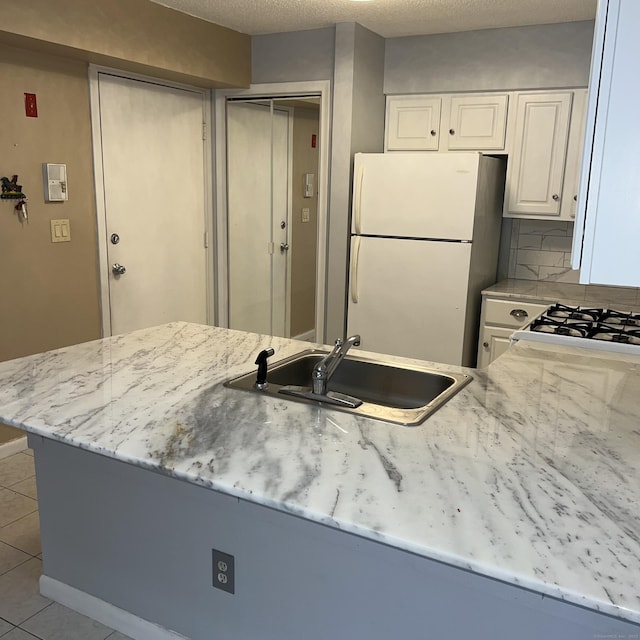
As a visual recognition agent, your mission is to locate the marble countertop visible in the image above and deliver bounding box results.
[483,278,640,310]
[0,322,639,624]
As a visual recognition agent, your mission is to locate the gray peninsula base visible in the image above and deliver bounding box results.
[31,435,639,640]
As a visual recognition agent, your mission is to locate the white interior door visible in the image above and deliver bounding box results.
[227,102,291,337]
[96,73,208,335]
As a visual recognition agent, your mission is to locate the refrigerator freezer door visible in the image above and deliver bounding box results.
[347,236,472,365]
[353,152,481,240]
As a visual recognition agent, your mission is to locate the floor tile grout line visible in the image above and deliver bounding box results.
[6,486,38,501]
[0,538,41,560]
[16,602,55,640]
[0,509,39,531]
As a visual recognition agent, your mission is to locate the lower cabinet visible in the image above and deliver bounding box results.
[477,296,548,368]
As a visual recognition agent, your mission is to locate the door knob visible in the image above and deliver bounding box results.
[112,263,126,275]
[280,242,289,252]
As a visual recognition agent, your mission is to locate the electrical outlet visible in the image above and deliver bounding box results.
[212,549,235,594]
[301,207,310,223]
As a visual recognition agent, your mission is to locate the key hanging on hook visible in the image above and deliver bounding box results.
[15,199,28,223]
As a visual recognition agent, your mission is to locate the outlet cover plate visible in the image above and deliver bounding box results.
[212,549,235,594]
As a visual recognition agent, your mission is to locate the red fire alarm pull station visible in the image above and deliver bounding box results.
[311,134,317,148]
[25,93,38,118]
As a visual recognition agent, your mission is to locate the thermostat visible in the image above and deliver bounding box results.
[43,163,68,202]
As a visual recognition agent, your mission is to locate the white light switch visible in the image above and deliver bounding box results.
[51,219,71,243]
[301,208,310,223]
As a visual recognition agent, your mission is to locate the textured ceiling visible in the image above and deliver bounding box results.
[150,0,597,38]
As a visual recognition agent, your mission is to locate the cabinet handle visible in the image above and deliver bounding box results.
[552,194,560,201]
[573,195,577,201]
[449,129,455,135]
[483,342,489,349]
[510,309,528,321]
[430,130,437,136]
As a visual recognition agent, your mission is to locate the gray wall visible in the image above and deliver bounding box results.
[251,28,335,83]
[248,21,595,342]
[384,21,594,94]
[325,23,385,340]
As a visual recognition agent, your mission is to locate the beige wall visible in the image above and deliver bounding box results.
[0,43,101,361]
[0,0,251,88]
[290,108,320,337]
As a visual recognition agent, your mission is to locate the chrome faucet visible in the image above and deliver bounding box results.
[312,335,361,395]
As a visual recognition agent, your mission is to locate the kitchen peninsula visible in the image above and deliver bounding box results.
[0,322,639,639]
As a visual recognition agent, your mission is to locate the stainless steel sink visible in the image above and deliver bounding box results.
[225,349,472,426]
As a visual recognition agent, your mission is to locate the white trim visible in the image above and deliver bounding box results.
[88,65,215,336]
[214,80,331,342]
[293,329,315,342]
[40,575,190,640]
[284,105,294,338]
[0,435,27,460]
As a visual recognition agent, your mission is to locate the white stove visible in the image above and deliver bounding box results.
[511,303,640,355]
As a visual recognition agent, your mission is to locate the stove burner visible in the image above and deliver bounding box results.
[600,309,640,327]
[530,317,592,338]
[589,323,640,345]
[517,303,640,353]
[545,303,602,322]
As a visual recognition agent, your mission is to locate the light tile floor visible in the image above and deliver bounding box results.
[0,451,132,640]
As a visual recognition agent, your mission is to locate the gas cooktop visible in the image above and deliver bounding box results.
[512,303,640,354]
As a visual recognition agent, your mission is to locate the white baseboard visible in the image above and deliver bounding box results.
[40,575,190,640]
[293,329,315,342]
[0,435,27,460]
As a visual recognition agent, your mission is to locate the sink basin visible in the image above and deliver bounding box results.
[225,349,472,425]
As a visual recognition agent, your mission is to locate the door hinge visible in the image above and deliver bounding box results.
[204,230,209,248]
[268,242,275,255]
[202,122,207,141]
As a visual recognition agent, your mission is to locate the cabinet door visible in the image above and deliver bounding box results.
[477,326,514,369]
[573,0,640,287]
[562,89,588,220]
[505,92,572,216]
[385,96,441,151]
[446,94,508,150]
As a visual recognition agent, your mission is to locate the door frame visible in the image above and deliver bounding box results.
[89,65,215,337]
[214,81,330,342]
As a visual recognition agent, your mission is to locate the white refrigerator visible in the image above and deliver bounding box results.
[347,152,505,366]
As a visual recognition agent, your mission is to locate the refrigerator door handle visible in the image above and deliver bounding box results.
[354,164,364,234]
[350,236,361,303]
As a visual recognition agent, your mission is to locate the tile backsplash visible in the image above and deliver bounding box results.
[506,220,578,283]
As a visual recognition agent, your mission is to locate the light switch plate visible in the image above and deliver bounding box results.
[51,219,71,243]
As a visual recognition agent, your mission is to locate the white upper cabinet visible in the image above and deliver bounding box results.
[384,88,586,220]
[446,94,508,150]
[572,0,640,287]
[386,93,508,152]
[385,96,441,150]
[504,91,573,218]
[562,89,588,220]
